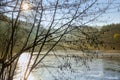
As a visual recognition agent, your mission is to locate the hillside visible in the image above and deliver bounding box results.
[1,15,120,52]
[56,24,120,50]
[55,26,101,50]
[0,15,48,53]
[100,24,120,50]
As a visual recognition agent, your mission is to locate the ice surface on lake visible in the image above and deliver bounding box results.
[14,51,120,80]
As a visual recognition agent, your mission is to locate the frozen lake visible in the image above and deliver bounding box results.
[14,50,120,80]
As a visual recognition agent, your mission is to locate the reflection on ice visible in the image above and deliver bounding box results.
[14,53,33,80]
[27,74,35,80]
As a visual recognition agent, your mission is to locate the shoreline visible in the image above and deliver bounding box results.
[33,49,120,60]
[100,50,120,53]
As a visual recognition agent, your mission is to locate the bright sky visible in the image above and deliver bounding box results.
[87,0,120,27]
[1,0,120,27]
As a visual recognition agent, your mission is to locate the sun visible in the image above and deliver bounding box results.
[21,2,30,10]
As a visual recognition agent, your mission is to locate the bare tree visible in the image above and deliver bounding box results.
[0,0,113,80]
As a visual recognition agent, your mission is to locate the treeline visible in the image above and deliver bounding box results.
[100,24,120,50]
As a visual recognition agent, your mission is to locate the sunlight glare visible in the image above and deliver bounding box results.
[22,2,29,10]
